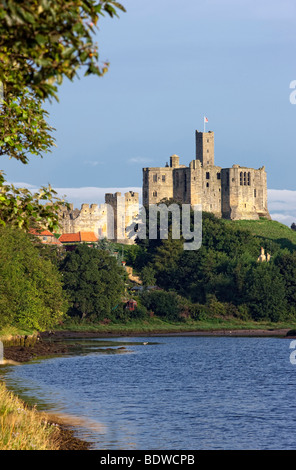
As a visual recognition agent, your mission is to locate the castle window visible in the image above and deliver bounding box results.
[153,174,157,182]
[254,189,257,198]
[207,149,209,153]
[232,178,235,182]
[162,175,166,182]
[244,172,247,185]
[217,172,221,180]
[240,172,243,185]
[206,172,210,179]
[206,182,209,188]
[153,191,157,197]
[248,172,251,185]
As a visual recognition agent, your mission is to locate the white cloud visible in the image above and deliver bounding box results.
[128,157,153,164]
[268,189,296,227]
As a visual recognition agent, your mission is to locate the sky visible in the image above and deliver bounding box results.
[2,0,296,225]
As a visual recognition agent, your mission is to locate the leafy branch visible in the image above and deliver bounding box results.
[0,171,67,232]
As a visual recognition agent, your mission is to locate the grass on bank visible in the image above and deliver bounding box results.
[0,326,36,342]
[223,218,296,250]
[53,316,296,335]
[0,382,61,450]
[1,316,296,341]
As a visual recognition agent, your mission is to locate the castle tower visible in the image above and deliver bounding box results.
[104,191,139,244]
[195,130,215,166]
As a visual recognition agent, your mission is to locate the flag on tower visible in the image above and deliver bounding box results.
[204,116,208,123]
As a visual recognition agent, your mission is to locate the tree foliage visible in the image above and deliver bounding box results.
[0,226,68,330]
[0,87,55,163]
[0,1,125,229]
[0,0,125,100]
[131,212,296,323]
[0,171,66,231]
[60,244,126,319]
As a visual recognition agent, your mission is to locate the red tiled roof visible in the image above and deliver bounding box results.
[59,232,98,243]
[29,228,54,236]
[80,232,98,242]
[59,233,80,243]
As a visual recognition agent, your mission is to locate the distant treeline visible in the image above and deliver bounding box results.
[1,211,296,331]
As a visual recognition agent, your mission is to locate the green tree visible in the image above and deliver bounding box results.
[0,1,125,101]
[0,226,67,330]
[275,251,296,311]
[141,290,180,321]
[244,263,287,322]
[0,1,125,228]
[60,244,125,319]
[141,266,156,287]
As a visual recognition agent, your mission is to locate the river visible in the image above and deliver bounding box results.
[2,335,296,450]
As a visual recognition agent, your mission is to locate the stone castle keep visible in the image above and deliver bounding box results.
[58,129,270,241]
[143,130,270,220]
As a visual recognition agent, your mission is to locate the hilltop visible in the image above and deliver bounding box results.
[222,218,296,252]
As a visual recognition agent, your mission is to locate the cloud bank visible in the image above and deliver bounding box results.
[267,189,296,227]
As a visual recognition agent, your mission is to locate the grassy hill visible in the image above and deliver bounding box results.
[222,218,296,251]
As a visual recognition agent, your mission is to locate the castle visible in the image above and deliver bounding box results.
[58,129,270,242]
[143,130,270,220]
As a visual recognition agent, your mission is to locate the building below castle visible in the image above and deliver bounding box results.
[142,130,270,221]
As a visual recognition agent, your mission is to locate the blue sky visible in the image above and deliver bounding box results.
[2,0,296,224]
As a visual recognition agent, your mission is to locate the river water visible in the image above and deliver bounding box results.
[2,335,296,450]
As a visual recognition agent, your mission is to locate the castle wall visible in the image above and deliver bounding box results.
[58,203,108,237]
[173,167,191,204]
[143,166,174,206]
[200,165,222,216]
[221,166,269,220]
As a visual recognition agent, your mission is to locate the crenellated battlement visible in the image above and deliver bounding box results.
[58,191,139,243]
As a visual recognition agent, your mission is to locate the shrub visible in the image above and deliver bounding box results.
[141,290,180,320]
